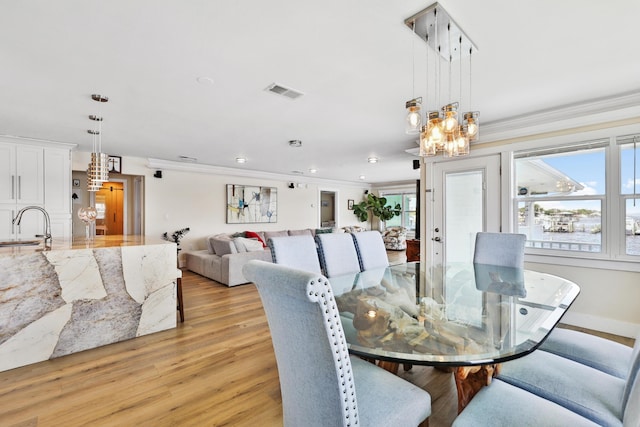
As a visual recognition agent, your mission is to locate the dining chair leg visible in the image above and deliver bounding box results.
[177,277,184,323]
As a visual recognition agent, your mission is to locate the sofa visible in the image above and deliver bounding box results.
[185,228,334,286]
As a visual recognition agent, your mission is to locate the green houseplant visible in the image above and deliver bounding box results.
[353,193,401,223]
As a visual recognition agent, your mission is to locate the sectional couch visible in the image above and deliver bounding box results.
[185,228,333,286]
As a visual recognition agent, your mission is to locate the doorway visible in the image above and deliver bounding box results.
[319,190,337,228]
[95,182,124,235]
[70,171,144,238]
[427,155,501,265]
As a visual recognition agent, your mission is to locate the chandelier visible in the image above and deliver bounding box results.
[404,3,479,157]
[87,94,109,192]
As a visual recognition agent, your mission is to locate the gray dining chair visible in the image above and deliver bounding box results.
[453,379,601,426]
[267,234,322,274]
[350,230,389,271]
[497,338,640,426]
[243,260,431,427]
[473,232,527,298]
[473,232,526,267]
[315,233,362,277]
[539,328,638,379]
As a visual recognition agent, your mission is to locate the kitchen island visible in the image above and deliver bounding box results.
[0,236,178,372]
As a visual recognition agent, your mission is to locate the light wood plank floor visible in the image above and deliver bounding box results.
[0,256,633,427]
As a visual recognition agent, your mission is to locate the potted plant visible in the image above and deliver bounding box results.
[353,194,401,227]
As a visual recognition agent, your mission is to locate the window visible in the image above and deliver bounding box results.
[619,135,640,255]
[381,193,416,232]
[514,135,640,261]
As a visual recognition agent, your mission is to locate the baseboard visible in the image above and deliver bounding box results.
[562,311,640,338]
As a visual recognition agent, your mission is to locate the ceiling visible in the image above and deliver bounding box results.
[2,0,639,185]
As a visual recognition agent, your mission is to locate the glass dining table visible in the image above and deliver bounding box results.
[331,262,580,411]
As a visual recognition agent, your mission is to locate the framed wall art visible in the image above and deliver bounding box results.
[226,184,277,224]
[347,199,354,210]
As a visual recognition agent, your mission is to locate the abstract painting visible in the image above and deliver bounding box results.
[226,184,277,223]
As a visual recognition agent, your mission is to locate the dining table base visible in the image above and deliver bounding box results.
[371,360,501,413]
[454,364,501,413]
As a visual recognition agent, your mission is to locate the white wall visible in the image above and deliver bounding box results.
[526,262,640,338]
[73,152,370,258]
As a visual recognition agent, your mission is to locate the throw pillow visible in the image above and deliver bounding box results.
[206,234,218,254]
[245,231,266,247]
[233,237,248,253]
[236,237,264,252]
[211,236,238,256]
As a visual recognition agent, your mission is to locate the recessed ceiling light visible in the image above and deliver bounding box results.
[236,157,246,164]
[288,140,302,147]
[308,168,317,174]
[368,157,378,163]
[359,175,366,180]
[196,76,214,85]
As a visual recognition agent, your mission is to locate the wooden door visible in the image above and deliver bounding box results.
[96,182,124,235]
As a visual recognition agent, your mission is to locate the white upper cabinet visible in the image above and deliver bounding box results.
[0,143,44,205]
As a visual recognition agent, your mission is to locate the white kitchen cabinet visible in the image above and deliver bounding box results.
[0,143,43,205]
[0,139,73,241]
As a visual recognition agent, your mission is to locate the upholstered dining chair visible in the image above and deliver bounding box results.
[496,336,640,427]
[472,232,526,267]
[473,232,527,298]
[351,230,389,271]
[243,260,431,427]
[267,235,322,274]
[315,233,362,277]
[539,328,639,379]
[453,378,603,426]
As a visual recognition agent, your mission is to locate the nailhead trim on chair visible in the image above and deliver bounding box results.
[307,276,359,426]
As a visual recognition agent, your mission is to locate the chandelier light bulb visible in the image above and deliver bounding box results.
[463,112,479,142]
[405,98,422,134]
[442,103,459,134]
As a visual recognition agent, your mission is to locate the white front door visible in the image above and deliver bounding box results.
[426,155,501,266]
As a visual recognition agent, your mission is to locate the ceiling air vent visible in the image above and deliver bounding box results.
[265,83,304,100]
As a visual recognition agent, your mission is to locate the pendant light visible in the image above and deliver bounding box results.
[87,94,109,192]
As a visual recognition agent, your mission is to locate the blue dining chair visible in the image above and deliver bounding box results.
[315,233,362,277]
[243,260,431,427]
[267,234,322,274]
[350,230,389,271]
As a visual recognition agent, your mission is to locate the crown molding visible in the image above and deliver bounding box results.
[480,90,640,142]
[0,134,77,149]
[147,158,372,189]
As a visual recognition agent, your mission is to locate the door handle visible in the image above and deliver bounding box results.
[17,176,21,200]
[432,236,441,242]
[11,176,15,199]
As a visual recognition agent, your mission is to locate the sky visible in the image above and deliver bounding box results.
[534,147,640,216]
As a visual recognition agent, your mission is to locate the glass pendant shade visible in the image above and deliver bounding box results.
[442,103,459,134]
[427,111,444,145]
[453,125,470,156]
[405,98,422,134]
[419,124,436,156]
[463,112,479,142]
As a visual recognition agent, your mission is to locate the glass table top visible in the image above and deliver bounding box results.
[332,262,580,366]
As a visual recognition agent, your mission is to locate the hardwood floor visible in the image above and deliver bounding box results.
[0,257,633,427]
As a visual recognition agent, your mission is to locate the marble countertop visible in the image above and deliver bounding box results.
[0,235,174,256]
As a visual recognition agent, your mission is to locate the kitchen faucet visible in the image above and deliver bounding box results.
[12,206,52,246]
